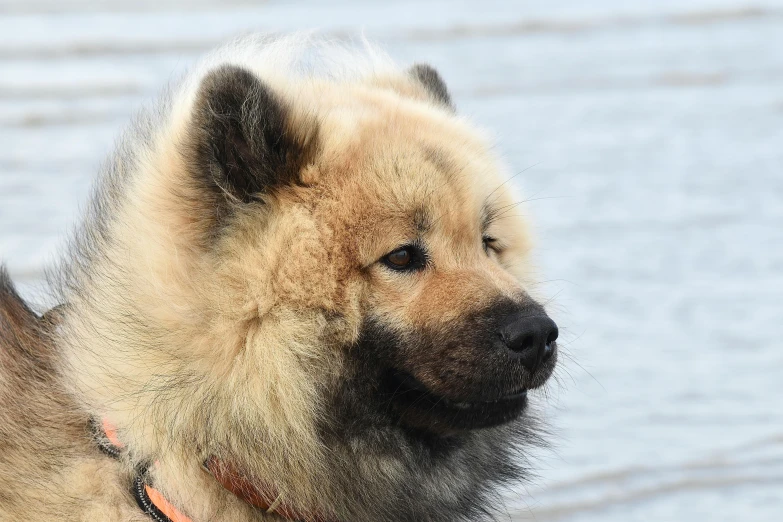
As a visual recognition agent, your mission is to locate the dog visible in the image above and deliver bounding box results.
[0,35,558,521]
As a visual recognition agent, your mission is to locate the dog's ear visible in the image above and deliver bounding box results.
[409,64,454,111]
[188,65,315,211]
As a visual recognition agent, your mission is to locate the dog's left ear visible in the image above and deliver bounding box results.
[187,65,316,214]
[409,64,454,111]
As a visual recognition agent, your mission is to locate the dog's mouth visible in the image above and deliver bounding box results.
[382,371,528,433]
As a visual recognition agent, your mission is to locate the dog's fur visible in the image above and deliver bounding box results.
[0,35,554,521]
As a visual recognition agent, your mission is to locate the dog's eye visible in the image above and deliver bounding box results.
[382,245,426,271]
[482,236,500,255]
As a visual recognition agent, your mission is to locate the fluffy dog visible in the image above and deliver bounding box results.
[0,36,558,521]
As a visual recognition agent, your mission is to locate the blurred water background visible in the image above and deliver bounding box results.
[1,0,782,520]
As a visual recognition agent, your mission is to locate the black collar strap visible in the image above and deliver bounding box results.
[92,418,192,522]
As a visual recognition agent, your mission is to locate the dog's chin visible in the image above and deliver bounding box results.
[382,371,529,435]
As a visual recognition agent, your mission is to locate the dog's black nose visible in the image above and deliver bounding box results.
[500,314,559,372]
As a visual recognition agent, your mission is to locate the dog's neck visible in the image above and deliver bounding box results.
[50,293,336,521]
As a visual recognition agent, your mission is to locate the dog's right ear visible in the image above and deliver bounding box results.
[409,64,454,111]
[187,65,315,218]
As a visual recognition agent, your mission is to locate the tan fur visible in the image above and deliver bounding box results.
[1,35,546,521]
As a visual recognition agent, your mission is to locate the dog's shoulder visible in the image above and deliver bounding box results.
[0,266,49,366]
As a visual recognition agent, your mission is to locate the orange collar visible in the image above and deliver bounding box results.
[96,419,335,522]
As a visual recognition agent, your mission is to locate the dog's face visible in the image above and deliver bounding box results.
[187,64,557,441]
[310,117,558,436]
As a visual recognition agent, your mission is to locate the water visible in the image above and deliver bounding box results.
[1,1,782,519]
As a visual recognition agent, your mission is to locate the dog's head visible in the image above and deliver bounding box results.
[183,61,557,437]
